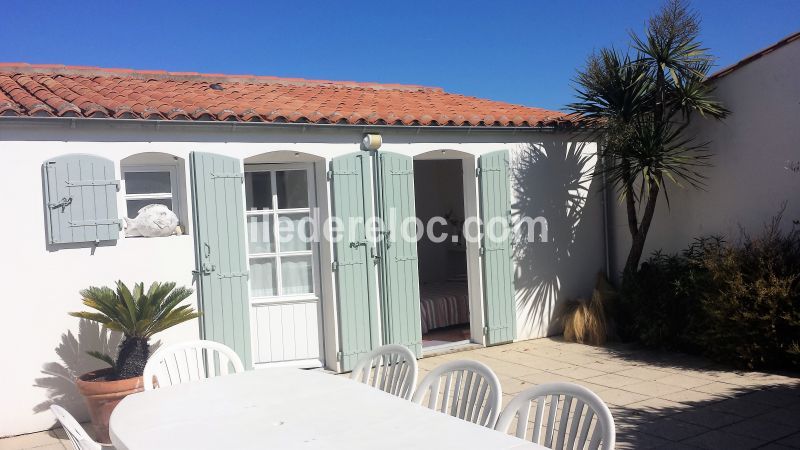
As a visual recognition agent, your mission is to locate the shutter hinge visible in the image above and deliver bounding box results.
[326,169,333,181]
[69,219,124,229]
[336,351,343,362]
[475,167,482,177]
[210,172,244,181]
[216,271,249,279]
[65,179,120,189]
[479,246,485,256]
[329,170,359,178]
[483,326,489,337]
[331,260,338,271]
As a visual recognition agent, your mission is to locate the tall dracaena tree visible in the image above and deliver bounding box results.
[569,0,728,276]
[70,281,198,380]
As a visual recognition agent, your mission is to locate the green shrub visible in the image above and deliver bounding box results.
[697,217,800,369]
[618,243,709,352]
[620,215,800,370]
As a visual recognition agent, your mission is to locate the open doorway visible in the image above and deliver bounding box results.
[414,158,471,351]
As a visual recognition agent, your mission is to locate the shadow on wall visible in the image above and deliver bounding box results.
[511,141,600,337]
[33,320,122,421]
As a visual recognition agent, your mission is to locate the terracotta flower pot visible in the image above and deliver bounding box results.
[76,368,143,444]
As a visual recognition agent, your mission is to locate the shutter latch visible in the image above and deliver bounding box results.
[370,246,380,261]
[349,240,368,249]
[48,196,73,212]
[201,242,216,275]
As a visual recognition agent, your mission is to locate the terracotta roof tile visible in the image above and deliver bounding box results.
[0,63,571,127]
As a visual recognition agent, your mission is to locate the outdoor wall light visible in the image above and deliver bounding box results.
[362,133,382,151]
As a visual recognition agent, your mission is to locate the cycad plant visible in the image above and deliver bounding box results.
[568,0,728,276]
[70,281,199,380]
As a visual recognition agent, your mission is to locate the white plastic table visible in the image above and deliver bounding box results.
[110,367,544,450]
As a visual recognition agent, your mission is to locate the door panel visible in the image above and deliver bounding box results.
[329,152,379,371]
[189,152,252,368]
[252,301,320,363]
[376,152,423,357]
[478,150,516,345]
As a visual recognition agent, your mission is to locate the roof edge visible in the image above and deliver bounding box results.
[707,31,800,81]
[0,114,579,132]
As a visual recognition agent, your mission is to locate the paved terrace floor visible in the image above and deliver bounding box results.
[3,337,799,449]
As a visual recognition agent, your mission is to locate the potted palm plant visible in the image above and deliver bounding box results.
[69,281,199,443]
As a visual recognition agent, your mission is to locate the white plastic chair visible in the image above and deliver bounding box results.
[351,344,418,400]
[50,405,110,450]
[143,340,244,390]
[495,382,615,450]
[411,359,502,428]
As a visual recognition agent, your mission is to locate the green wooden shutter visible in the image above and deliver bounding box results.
[43,154,121,244]
[189,152,252,368]
[329,152,379,371]
[375,152,422,357]
[478,150,516,345]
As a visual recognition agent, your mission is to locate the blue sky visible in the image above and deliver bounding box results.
[1,1,797,111]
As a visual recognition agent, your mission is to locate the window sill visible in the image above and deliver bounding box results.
[123,233,190,239]
[121,233,192,242]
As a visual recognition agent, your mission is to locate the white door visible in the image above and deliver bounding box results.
[244,163,324,368]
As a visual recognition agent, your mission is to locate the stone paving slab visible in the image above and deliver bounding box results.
[419,337,800,449]
[3,337,799,449]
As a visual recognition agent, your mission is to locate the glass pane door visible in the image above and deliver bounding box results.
[245,163,323,368]
[244,167,316,299]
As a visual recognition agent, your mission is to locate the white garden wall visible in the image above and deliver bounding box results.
[610,37,800,277]
[0,121,604,436]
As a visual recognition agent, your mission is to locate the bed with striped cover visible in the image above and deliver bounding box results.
[419,281,470,334]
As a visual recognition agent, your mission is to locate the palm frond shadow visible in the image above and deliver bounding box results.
[32,320,123,420]
[511,141,599,336]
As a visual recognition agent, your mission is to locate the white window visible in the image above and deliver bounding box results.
[244,164,317,300]
[121,164,181,220]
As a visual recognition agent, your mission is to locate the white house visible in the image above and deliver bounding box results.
[609,31,800,275]
[0,64,605,436]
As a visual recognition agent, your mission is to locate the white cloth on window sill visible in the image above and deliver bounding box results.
[124,204,180,238]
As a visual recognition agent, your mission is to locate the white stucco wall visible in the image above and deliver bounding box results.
[0,121,604,436]
[610,38,800,276]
